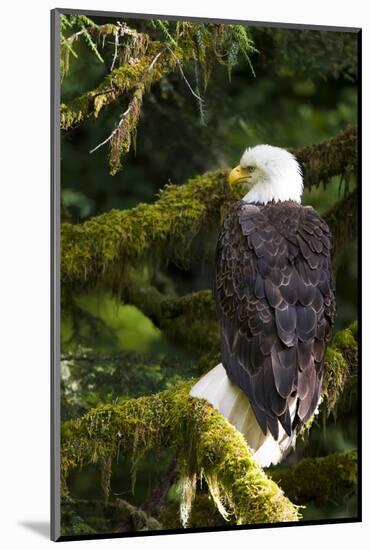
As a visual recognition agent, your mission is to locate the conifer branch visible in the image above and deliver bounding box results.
[60,41,184,132]
[60,22,257,135]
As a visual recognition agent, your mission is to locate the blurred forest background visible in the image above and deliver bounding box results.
[59,13,358,537]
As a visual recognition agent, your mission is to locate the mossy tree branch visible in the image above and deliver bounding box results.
[120,279,219,360]
[61,169,234,293]
[325,189,357,259]
[292,125,357,190]
[63,241,357,386]
[269,450,357,506]
[61,41,181,132]
[63,321,358,413]
[61,323,357,525]
[118,286,358,387]
[62,382,300,525]
[61,126,357,293]
[60,22,256,134]
[321,321,358,418]
[113,498,162,533]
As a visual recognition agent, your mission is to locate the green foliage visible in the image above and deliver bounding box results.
[151,19,177,46]
[149,20,256,84]
[60,14,104,79]
[225,25,257,80]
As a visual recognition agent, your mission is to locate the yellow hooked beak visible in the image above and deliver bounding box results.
[228,164,251,187]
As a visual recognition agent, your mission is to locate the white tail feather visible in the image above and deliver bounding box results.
[189,363,297,467]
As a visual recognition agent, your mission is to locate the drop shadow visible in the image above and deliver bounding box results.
[18,521,50,539]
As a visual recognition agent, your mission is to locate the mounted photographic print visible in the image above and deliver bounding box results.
[51,8,361,542]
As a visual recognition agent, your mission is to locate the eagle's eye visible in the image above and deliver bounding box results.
[246,166,255,173]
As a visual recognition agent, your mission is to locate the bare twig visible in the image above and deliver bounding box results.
[193,58,207,126]
[89,105,132,154]
[110,29,119,72]
[167,47,205,104]
[89,49,166,156]
[65,29,84,44]
[147,49,165,71]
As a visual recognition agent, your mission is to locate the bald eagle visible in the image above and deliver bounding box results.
[190,145,336,467]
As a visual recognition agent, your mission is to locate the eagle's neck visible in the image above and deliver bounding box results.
[243,173,303,205]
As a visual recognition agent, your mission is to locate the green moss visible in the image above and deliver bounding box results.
[269,450,357,506]
[62,381,300,526]
[332,323,358,360]
[61,169,236,292]
[348,320,357,339]
[292,126,357,190]
[60,22,257,133]
[61,42,188,131]
[321,322,358,417]
[61,323,357,527]
[322,347,348,410]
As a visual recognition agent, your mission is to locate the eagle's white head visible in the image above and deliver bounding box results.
[228,144,303,204]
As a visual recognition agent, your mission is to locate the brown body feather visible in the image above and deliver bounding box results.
[215,200,336,440]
